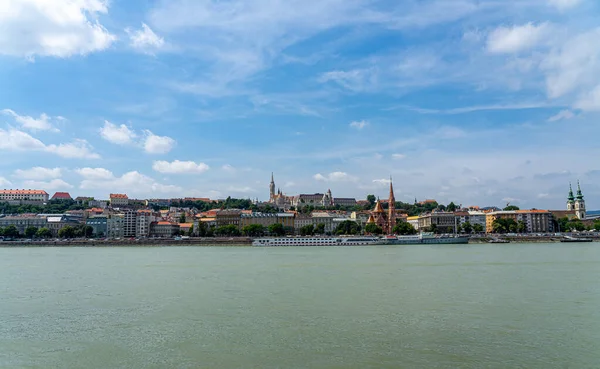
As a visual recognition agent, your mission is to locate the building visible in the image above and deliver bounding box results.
[110,193,129,207]
[311,212,336,233]
[350,211,371,227]
[268,173,294,209]
[107,214,124,238]
[0,189,49,203]
[333,198,357,207]
[88,200,108,209]
[215,209,242,228]
[123,210,137,237]
[455,211,487,233]
[150,221,180,237]
[86,216,108,237]
[516,210,553,233]
[136,210,155,238]
[75,196,94,205]
[366,178,397,234]
[51,192,72,201]
[418,212,457,233]
[567,182,586,220]
[407,216,419,231]
[240,212,295,230]
[0,216,47,235]
[485,211,518,233]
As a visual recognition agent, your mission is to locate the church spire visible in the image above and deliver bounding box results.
[389,176,395,202]
[576,181,584,200]
[568,183,575,202]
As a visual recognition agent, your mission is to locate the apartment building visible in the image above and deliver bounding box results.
[0,189,49,203]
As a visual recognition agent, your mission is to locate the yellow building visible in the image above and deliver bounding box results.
[240,212,295,230]
[485,211,518,233]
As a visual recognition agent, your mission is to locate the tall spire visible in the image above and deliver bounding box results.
[568,182,574,202]
[389,176,395,201]
[271,172,274,183]
[576,180,584,200]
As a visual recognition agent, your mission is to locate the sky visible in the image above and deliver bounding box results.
[1,0,600,209]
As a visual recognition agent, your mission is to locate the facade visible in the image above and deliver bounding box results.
[350,211,371,227]
[88,200,108,209]
[51,192,72,200]
[136,210,155,237]
[333,198,357,207]
[110,193,129,207]
[407,216,420,231]
[107,214,124,238]
[123,210,137,237]
[293,193,326,208]
[418,212,457,233]
[311,212,335,233]
[45,215,82,236]
[0,216,47,235]
[240,212,295,229]
[366,179,397,234]
[215,209,242,228]
[516,210,552,233]
[268,173,294,209]
[86,216,108,237]
[0,189,49,203]
[150,221,180,237]
[485,211,518,233]
[455,211,487,233]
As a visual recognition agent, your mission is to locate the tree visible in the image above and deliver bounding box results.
[187,225,194,236]
[268,223,286,236]
[179,214,187,224]
[428,224,438,234]
[314,223,326,235]
[517,221,527,233]
[473,223,484,234]
[462,221,473,234]
[2,225,19,238]
[393,221,417,235]
[366,194,376,207]
[25,226,38,238]
[492,218,517,233]
[215,225,241,237]
[36,228,53,238]
[334,220,361,235]
[58,226,76,239]
[300,224,315,236]
[447,202,457,212]
[242,224,266,237]
[364,223,383,235]
[593,220,600,231]
[504,205,520,211]
[565,220,585,232]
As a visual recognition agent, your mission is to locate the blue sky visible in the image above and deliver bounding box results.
[1,0,600,209]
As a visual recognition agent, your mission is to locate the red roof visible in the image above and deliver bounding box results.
[51,192,72,200]
[0,189,48,195]
[110,193,128,199]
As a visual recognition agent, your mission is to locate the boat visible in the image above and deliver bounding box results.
[252,236,380,247]
[560,236,593,243]
[489,238,510,244]
[379,233,469,245]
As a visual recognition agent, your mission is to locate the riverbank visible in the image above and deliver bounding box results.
[0,237,254,247]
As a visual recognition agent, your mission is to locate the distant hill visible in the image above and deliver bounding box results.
[587,210,600,216]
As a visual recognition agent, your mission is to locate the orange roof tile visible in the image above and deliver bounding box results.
[0,189,48,195]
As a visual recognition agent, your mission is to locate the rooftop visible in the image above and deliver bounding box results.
[110,193,128,199]
[0,189,48,195]
[51,192,72,199]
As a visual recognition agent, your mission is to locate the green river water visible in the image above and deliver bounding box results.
[1,243,599,368]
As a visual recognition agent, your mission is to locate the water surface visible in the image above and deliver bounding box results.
[1,243,599,368]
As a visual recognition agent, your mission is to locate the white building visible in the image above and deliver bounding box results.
[311,212,336,233]
[136,210,155,238]
[0,189,49,202]
[110,193,129,207]
[107,214,124,238]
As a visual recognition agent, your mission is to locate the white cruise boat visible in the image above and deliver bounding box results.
[252,236,380,247]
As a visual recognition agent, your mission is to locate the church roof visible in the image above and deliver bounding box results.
[373,200,384,213]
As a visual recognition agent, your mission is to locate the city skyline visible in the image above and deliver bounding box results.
[2,0,600,208]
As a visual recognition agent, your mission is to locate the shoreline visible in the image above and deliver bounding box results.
[1,235,598,247]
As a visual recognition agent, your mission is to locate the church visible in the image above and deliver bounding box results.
[567,181,586,220]
[367,178,397,234]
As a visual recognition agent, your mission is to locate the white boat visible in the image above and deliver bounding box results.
[382,233,469,245]
[252,236,380,247]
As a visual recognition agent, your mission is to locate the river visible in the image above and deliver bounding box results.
[1,243,599,368]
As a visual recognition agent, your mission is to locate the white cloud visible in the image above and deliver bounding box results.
[222,164,236,172]
[372,178,391,186]
[2,109,59,132]
[152,160,210,174]
[318,69,376,92]
[23,179,73,191]
[548,109,576,122]
[227,186,257,194]
[46,139,100,159]
[0,128,46,151]
[0,0,115,58]
[126,23,164,53]
[574,85,600,112]
[487,22,551,54]
[80,170,182,195]
[392,153,406,160]
[143,131,176,154]
[349,120,369,130]
[75,167,114,180]
[537,193,550,198]
[14,167,62,180]
[548,0,582,10]
[99,120,137,145]
[0,177,12,186]
[313,171,357,182]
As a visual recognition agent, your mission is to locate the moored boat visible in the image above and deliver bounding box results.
[252,236,380,247]
[379,233,469,245]
[560,236,593,243]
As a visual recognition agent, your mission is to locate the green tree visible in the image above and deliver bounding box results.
[565,220,585,232]
[179,214,187,223]
[364,223,383,235]
[215,225,241,237]
[242,224,266,237]
[462,221,473,234]
[428,224,438,234]
[366,194,376,207]
[36,228,53,238]
[314,223,326,235]
[593,220,600,231]
[2,225,19,238]
[334,220,361,235]
[503,205,520,211]
[393,221,417,235]
[492,218,517,233]
[473,223,484,234]
[300,224,315,236]
[447,202,457,212]
[268,223,286,236]
[187,225,194,236]
[517,221,527,233]
[25,226,38,238]
[82,225,94,238]
[58,226,76,239]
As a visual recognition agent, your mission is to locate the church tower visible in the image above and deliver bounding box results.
[388,177,396,234]
[269,173,276,202]
[574,181,586,220]
[567,183,575,211]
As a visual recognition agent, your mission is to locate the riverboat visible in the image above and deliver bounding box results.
[380,233,469,245]
[560,236,593,243]
[252,236,380,247]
